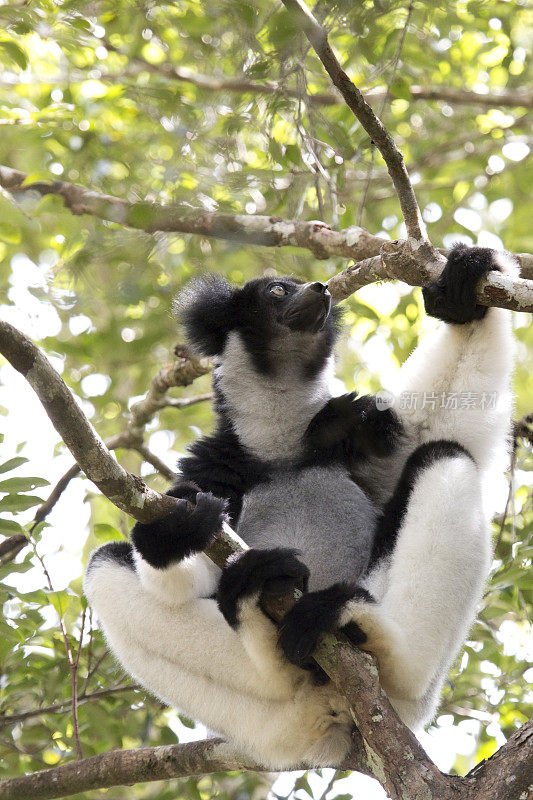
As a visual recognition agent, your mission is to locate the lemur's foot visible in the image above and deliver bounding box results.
[278,584,374,667]
[131,482,227,569]
[305,393,401,458]
[217,547,309,628]
[422,244,516,324]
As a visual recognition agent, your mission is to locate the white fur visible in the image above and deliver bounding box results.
[342,305,515,728]
[84,560,351,768]
[85,292,514,766]
[215,331,335,460]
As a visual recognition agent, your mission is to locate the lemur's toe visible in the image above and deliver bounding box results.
[217,547,309,628]
[278,583,358,667]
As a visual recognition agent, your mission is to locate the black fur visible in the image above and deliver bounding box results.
[423,244,502,324]
[87,540,135,573]
[179,418,271,527]
[131,487,227,569]
[278,583,373,667]
[217,548,310,628]
[176,275,341,378]
[174,274,235,357]
[303,392,402,464]
[369,439,474,569]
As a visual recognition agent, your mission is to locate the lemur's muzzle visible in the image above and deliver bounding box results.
[281,282,332,333]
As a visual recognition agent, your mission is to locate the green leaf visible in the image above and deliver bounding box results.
[0,494,43,512]
[0,39,28,70]
[46,590,72,620]
[0,518,25,534]
[0,477,50,493]
[0,457,28,474]
[390,76,412,100]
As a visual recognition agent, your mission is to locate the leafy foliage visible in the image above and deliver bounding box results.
[0,1,531,798]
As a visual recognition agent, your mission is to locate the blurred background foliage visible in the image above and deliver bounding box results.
[0,0,531,798]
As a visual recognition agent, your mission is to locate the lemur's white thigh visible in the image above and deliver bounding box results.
[344,452,490,727]
[84,557,290,698]
[84,557,352,768]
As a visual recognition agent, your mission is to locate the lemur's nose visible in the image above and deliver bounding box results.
[308,282,328,295]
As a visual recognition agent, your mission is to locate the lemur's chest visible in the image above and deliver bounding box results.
[214,332,334,461]
[237,465,378,590]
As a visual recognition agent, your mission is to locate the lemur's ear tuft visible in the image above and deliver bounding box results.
[174,274,236,357]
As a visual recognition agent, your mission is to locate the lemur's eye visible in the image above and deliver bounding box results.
[269,284,287,297]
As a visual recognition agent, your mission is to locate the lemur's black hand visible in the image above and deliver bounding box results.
[217,547,309,628]
[423,245,502,324]
[131,481,227,569]
[305,392,401,459]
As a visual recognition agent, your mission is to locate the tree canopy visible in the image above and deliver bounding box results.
[0,2,531,799]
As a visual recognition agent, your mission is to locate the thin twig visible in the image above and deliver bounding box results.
[317,769,341,800]
[280,0,428,245]
[87,38,533,109]
[134,444,176,481]
[357,1,413,226]
[71,609,86,760]
[0,684,139,727]
[494,449,516,552]
[29,540,84,758]
[81,649,109,697]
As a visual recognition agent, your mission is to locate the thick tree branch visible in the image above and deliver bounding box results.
[327,243,533,313]
[0,738,263,800]
[462,718,533,800]
[0,163,384,259]
[0,320,176,525]
[1,165,531,310]
[26,346,211,533]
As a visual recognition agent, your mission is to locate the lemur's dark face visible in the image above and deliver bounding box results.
[240,277,332,335]
[176,274,341,377]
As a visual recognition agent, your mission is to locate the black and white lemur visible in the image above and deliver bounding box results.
[84,245,517,769]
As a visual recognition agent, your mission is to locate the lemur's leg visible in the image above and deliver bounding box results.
[86,485,297,697]
[394,246,517,483]
[341,442,490,722]
[278,442,489,729]
[217,547,313,684]
[84,546,351,769]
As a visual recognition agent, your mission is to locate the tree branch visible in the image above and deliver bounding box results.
[0,320,175,525]
[0,738,263,800]
[462,717,533,800]
[1,322,530,799]
[327,242,533,313]
[1,165,531,310]
[109,54,533,110]
[25,346,211,537]
[280,0,428,246]
[0,684,138,728]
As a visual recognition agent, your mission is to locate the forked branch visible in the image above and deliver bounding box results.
[0,321,531,800]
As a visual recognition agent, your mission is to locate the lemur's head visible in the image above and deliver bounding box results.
[175,275,340,378]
